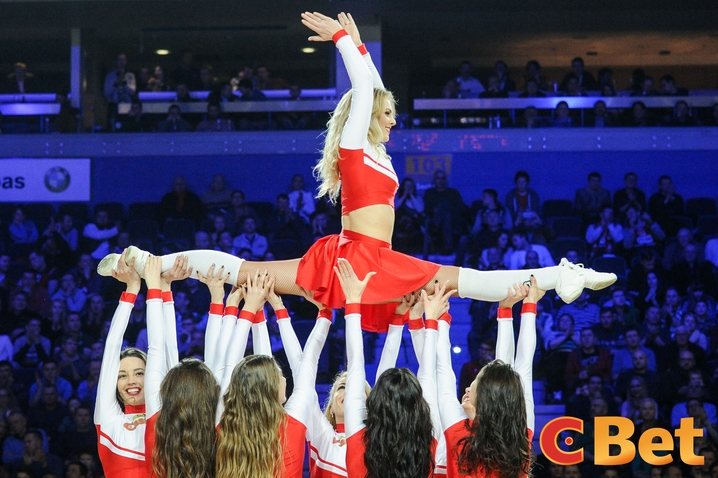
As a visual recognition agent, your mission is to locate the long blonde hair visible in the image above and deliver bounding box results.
[216,355,286,478]
[152,359,219,478]
[322,371,372,430]
[314,88,396,203]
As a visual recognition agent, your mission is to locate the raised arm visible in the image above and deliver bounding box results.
[198,265,232,375]
[160,255,192,368]
[95,250,139,425]
[376,296,412,382]
[338,12,384,89]
[144,256,166,421]
[496,283,529,366]
[302,12,373,149]
[334,258,375,438]
[436,313,467,432]
[516,277,542,433]
[421,282,456,445]
[408,295,426,362]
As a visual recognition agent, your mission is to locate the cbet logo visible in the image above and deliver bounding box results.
[540,416,704,466]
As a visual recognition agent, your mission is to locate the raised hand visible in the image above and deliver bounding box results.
[197,265,230,304]
[111,249,141,293]
[243,269,271,313]
[144,256,163,290]
[266,276,285,311]
[498,282,529,309]
[301,11,343,42]
[298,286,323,310]
[161,255,193,287]
[525,276,546,304]
[338,12,361,46]
[421,281,455,321]
[333,258,375,304]
[226,285,244,308]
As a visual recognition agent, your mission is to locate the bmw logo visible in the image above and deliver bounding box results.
[44,166,71,193]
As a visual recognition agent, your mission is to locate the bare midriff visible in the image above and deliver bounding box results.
[341,204,395,244]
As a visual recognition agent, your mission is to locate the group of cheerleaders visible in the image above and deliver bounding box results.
[94,10,616,478]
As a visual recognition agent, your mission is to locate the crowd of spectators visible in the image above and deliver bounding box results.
[0,167,717,477]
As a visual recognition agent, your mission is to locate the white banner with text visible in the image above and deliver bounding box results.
[0,158,90,202]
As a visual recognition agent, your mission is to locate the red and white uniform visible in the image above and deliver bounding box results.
[94,293,147,478]
[438,305,536,478]
[296,30,441,333]
[344,304,439,478]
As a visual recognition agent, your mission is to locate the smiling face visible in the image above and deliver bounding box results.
[377,97,396,143]
[329,375,347,422]
[117,356,146,406]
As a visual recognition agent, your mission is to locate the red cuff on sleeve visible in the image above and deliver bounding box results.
[390,313,405,327]
[408,318,424,330]
[253,309,266,324]
[521,303,538,315]
[439,312,452,325]
[332,29,349,44]
[425,320,439,331]
[275,308,290,320]
[209,303,224,316]
[224,306,238,317]
[239,310,255,323]
[497,307,513,320]
[358,44,368,55]
[318,308,333,320]
[345,303,361,316]
[146,289,162,300]
[120,292,137,304]
[161,291,173,302]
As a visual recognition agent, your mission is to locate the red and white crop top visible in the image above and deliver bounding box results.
[332,30,399,216]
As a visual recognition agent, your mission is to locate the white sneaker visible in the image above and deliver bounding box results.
[97,253,121,277]
[555,258,617,303]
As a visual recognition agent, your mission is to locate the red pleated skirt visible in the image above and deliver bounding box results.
[296,230,441,332]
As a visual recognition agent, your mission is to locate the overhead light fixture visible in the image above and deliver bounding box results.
[301,47,316,54]
[155,49,170,56]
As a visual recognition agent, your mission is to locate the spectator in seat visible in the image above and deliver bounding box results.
[62,312,93,358]
[565,327,612,398]
[156,104,192,132]
[552,101,574,127]
[237,78,268,130]
[13,270,50,319]
[455,60,484,98]
[103,53,136,130]
[623,205,664,257]
[116,100,154,133]
[493,60,516,92]
[630,75,659,97]
[207,82,237,104]
[51,273,87,314]
[7,429,61,478]
[223,189,255,235]
[613,171,647,220]
[60,405,97,460]
[54,214,79,253]
[54,335,88,387]
[423,169,469,255]
[660,74,689,96]
[257,66,289,90]
[13,317,51,369]
[157,175,203,227]
[586,100,614,127]
[574,171,612,224]
[649,175,685,237]
[592,307,624,351]
[611,325,658,379]
[585,205,623,260]
[9,206,39,246]
[667,100,699,126]
[4,62,35,94]
[504,229,554,269]
[287,173,316,222]
[170,48,201,90]
[519,106,546,128]
[663,228,703,271]
[199,64,217,91]
[146,65,169,92]
[478,75,508,98]
[65,460,90,478]
[6,291,43,339]
[136,66,151,92]
[518,79,546,98]
[27,384,69,442]
[561,57,598,93]
[81,209,118,261]
[557,290,600,333]
[237,78,266,101]
[174,82,194,102]
[660,287,683,331]
[524,60,549,91]
[232,216,268,260]
[614,348,661,403]
[278,85,314,129]
[608,288,641,328]
[683,312,709,353]
[504,170,540,226]
[670,243,717,297]
[200,173,232,213]
[705,237,718,268]
[76,359,101,405]
[28,359,73,406]
[625,100,657,127]
[265,193,308,244]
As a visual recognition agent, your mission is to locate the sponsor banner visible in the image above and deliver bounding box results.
[0,158,90,202]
